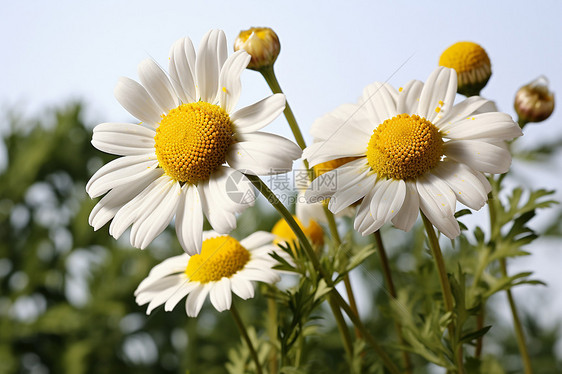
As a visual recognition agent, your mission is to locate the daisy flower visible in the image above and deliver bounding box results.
[134,231,281,317]
[304,67,522,239]
[86,30,301,254]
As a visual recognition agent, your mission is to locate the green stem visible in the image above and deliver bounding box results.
[247,174,324,276]
[259,66,307,152]
[373,231,412,374]
[488,175,533,374]
[500,259,533,374]
[267,297,279,374]
[261,65,365,353]
[248,174,400,374]
[230,303,263,374]
[328,294,354,360]
[323,204,341,244]
[331,290,402,374]
[475,309,485,359]
[262,64,363,321]
[323,204,361,327]
[421,212,464,374]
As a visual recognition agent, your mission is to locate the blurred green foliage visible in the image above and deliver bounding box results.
[0,104,561,374]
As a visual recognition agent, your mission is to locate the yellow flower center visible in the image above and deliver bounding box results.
[185,236,250,283]
[313,157,361,178]
[439,41,490,74]
[272,215,324,247]
[366,114,443,180]
[154,102,233,184]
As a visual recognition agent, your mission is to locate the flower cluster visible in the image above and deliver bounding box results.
[86,28,553,373]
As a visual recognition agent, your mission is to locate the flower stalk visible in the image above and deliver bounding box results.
[373,230,412,373]
[258,65,362,326]
[246,174,401,374]
[230,303,264,374]
[421,212,464,373]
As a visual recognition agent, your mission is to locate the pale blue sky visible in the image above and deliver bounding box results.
[2,0,562,339]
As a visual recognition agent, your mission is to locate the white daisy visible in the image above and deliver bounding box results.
[304,67,522,239]
[134,231,281,317]
[86,30,302,254]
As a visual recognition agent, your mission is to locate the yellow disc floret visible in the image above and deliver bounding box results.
[366,114,443,180]
[272,215,324,247]
[154,102,233,184]
[439,41,492,96]
[185,236,250,283]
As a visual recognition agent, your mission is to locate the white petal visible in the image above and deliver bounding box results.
[231,94,286,133]
[202,230,222,242]
[89,174,154,230]
[328,171,376,214]
[109,175,170,240]
[175,184,204,255]
[218,50,251,113]
[185,283,210,317]
[200,169,244,234]
[416,174,460,239]
[137,255,189,292]
[130,178,181,249]
[310,103,372,141]
[391,181,419,232]
[209,278,232,312]
[440,112,522,141]
[86,154,160,198]
[227,132,302,175]
[196,29,226,104]
[135,275,179,306]
[474,169,492,194]
[397,80,424,114]
[353,187,378,234]
[164,281,199,311]
[231,277,255,300]
[238,268,280,284]
[168,37,197,103]
[436,96,495,127]
[354,178,405,234]
[306,158,369,202]
[114,77,163,126]
[444,140,512,174]
[92,122,155,156]
[303,139,367,166]
[145,276,186,314]
[239,231,276,249]
[360,82,398,125]
[370,178,406,226]
[296,191,329,225]
[432,161,489,210]
[417,67,457,123]
[138,59,179,112]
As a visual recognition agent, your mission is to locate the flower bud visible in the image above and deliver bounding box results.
[234,27,280,70]
[439,41,492,97]
[514,76,555,124]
